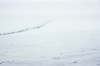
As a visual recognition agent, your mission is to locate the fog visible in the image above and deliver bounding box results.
[1,0,100,66]
[0,0,100,33]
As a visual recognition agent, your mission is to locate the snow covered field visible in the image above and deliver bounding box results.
[0,0,100,66]
[0,30,100,66]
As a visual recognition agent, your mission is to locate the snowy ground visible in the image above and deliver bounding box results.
[0,0,100,66]
[0,30,100,66]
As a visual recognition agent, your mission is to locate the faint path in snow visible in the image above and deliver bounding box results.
[0,20,52,36]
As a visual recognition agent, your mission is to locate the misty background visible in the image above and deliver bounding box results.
[0,0,100,34]
[0,0,100,66]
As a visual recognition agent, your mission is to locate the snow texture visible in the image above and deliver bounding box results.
[0,30,100,66]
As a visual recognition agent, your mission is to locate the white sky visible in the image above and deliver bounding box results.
[0,0,100,33]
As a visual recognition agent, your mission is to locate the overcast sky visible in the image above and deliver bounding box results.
[0,0,100,33]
